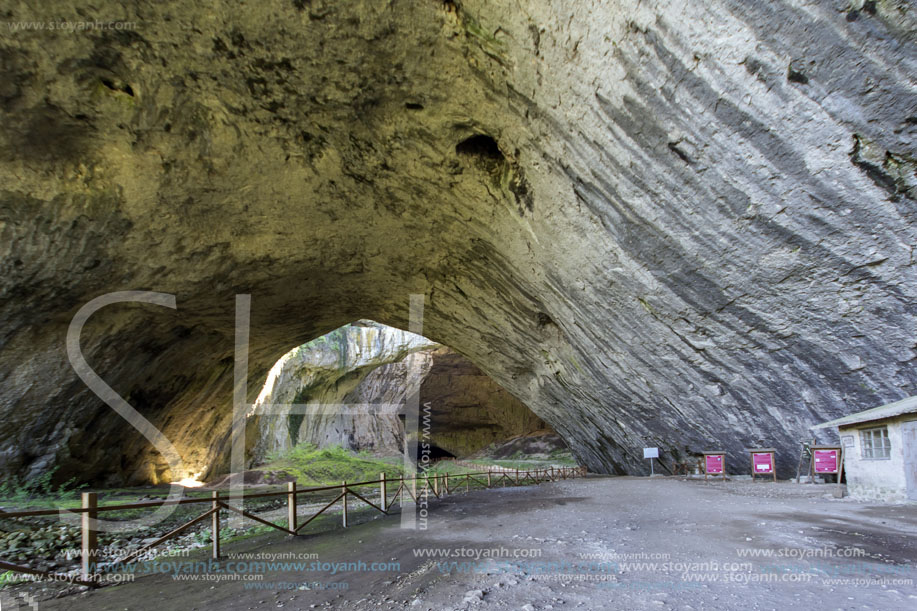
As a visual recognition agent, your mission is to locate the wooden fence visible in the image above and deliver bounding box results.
[0,465,586,585]
[451,459,581,479]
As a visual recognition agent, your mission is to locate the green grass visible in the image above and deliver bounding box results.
[468,459,544,470]
[467,449,578,470]
[0,570,23,587]
[261,444,408,487]
[424,461,471,475]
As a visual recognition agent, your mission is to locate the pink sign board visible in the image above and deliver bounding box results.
[813,449,839,474]
[705,455,723,474]
[752,452,774,473]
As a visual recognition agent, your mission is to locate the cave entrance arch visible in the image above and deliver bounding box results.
[245,319,563,476]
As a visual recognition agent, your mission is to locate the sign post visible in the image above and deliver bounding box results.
[748,448,777,482]
[810,445,843,492]
[643,447,659,476]
[702,451,726,481]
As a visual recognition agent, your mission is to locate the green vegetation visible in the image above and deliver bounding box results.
[0,570,24,587]
[461,11,507,64]
[0,467,86,505]
[288,412,305,446]
[263,443,407,487]
[466,447,578,470]
[424,461,472,475]
[469,459,547,470]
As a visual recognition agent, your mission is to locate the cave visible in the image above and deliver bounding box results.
[401,429,457,464]
[0,0,914,491]
[247,321,554,478]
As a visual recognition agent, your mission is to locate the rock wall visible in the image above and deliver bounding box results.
[250,321,437,462]
[417,348,548,457]
[0,0,914,483]
[252,328,548,463]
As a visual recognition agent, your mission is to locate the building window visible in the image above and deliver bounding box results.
[860,426,891,459]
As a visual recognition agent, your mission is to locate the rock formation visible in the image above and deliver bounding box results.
[251,323,548,463]
[250,321,437,462]
[416,347,548,458]
[0,0,914,484]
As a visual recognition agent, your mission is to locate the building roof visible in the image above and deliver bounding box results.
[812,395,917,430]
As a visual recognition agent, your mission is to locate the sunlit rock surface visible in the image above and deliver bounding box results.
[0,0,915,483]
[250,321,437,461]
[251,324,547,462]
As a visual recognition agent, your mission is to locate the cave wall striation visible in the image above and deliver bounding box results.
[0,0,914,483]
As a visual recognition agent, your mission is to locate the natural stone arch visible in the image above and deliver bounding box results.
[0,0,915,485]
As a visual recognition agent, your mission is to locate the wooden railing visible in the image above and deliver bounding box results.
[451,460,582,480]
[0,465,587,585]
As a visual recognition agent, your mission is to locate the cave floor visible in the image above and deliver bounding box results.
[21,477,917,610]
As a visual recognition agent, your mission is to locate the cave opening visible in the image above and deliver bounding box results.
[246,319,571,483]
[455,134,506,172]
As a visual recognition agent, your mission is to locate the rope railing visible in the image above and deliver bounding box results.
[0,465,587,585]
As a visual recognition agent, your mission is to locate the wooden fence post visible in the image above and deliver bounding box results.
[808,439,816,483]
[80,492,97,582]
[465,473,470,493]
[342,481,348,527]
[380,472,387,511]
[211,491,221,560]
[837,447,846,498]
[287,482,297,532]
[444,473,449,495]
[487,471,492,487]
[400,475,405,504]
[515,469,519,484]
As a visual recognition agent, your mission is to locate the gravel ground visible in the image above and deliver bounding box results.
[6,476,916,610]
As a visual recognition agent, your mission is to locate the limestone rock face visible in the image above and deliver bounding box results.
[0,0,915,483]
[251,327,547,463]
[417,347,548,458]
[251,321,437,462]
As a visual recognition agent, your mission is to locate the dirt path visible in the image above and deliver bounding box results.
[14,477,917,610]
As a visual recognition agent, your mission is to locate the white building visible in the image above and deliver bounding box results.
[813,396,917,502]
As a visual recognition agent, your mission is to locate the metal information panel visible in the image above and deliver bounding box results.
[748,448,777,482]
[705,455,723,473]
[703,452,726,480]
[643,447,659,475]
[753,452,774,473]
[814,449,838,473]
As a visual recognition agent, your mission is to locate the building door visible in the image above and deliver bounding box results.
[903,421,917,501]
